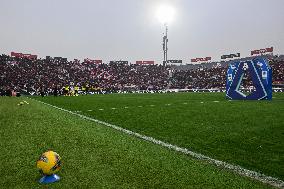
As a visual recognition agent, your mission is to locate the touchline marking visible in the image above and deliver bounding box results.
[31,98,284,189]
[99,109,104,111]
[111,108,117,110]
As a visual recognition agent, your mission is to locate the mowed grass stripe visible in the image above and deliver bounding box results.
[0,97,271,188]
[34,93,284,181]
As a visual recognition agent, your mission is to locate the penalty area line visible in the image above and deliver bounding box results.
[31,98,284,189]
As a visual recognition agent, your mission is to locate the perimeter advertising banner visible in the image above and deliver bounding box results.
[11,52,37,60]
[110,61,128,64]
[251,47,273,56]
[136,61,155,65]
[167,60,182,64]
[84,58,102,64]
[54,57,68,61]
[221,53,240,60]
[191,57,211,63]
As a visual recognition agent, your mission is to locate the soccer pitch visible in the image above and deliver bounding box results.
[1,93,283,188]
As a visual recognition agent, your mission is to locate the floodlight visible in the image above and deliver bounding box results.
[156,5,175,25]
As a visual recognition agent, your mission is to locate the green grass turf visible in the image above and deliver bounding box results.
[33,92,284,181]
[0,96,274,188]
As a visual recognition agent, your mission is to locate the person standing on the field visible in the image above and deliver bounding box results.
[40,86,45,97]
[69,85,75,96]
[53,85,58,97]
[81,85,86,95]
[85,83,89,95]
[64,85,69,96]
[74,85,79,96]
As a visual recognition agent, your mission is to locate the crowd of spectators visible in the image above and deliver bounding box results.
[170,67,227,89]
[269,59,284,85]
[170,59,284,89]
[0,54,283,96]
[0,54,169,95]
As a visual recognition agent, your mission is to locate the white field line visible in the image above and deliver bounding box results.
[31,98,284,189]
[85,101,227,112]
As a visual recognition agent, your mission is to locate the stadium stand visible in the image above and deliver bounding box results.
[0,54,283,96]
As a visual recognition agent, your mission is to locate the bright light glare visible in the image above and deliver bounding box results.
[156,5,175,24]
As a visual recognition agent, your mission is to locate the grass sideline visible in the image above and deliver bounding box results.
[0,96,273,188]
[34,92,284,181]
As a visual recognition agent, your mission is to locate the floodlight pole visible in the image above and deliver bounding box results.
[162,23,168,66]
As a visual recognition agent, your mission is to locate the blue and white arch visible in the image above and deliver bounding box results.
[226,57,272,100]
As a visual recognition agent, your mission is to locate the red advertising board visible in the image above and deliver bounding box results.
[84,58,102,64]
[136,61,155,65]
[11,52,22,57]
[94,60,102,64]
[191,57,211,63]
[11,52,37,59]
[251,47,273,56]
